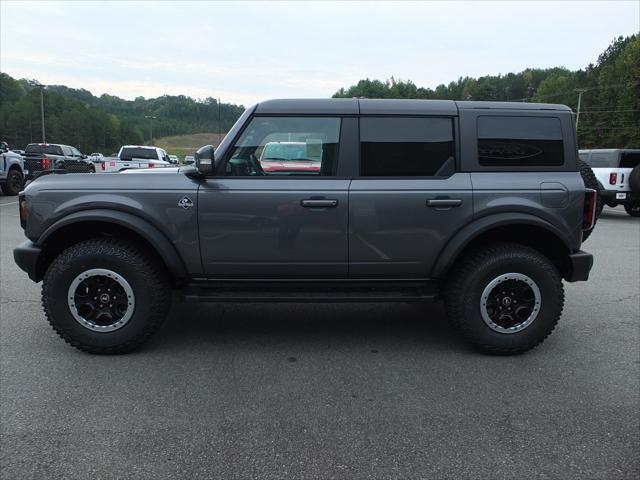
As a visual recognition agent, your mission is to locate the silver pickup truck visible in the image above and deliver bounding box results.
[13,99,596,355]
[0,141,25,195]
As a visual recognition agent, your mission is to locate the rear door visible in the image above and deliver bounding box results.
[198,115,351,277]
[349,116,473,278]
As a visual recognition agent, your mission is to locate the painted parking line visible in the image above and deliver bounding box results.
[0,201,19,206]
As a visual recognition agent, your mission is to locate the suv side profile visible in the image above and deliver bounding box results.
[579,149,640,216]
[13,99,596,355]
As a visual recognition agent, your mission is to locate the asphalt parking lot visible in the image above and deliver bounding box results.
[0,194,638,479]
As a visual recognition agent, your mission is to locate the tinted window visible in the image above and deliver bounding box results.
[477,116,564,166]
[228,117,340,176]
[620,152,640,169]
[120,148,158,160]
[25,144,64,155]
[360,117,454,176]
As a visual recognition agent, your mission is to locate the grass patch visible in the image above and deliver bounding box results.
[155,133,226,157]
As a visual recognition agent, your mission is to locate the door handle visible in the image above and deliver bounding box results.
[301,199,338,208]
[426,198,463,208]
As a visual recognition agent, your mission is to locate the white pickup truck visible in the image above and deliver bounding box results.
[579,149,640,217]
[100,146,171,173]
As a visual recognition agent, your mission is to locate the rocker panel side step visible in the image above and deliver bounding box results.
[180,279,439,303]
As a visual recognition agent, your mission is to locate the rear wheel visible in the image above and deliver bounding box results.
[624,202,640,217]
[42,238,171,354]
[445,243,564,355]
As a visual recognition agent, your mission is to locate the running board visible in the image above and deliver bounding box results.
[180,280,439,303]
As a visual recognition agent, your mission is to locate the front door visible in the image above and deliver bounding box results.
[198,116,350,277]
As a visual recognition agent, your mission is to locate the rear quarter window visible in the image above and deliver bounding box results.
[477,116,564,167]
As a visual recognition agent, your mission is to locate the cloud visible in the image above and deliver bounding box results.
[1,1,638,104]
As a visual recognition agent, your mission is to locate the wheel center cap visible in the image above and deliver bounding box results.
[99,293,110,304]
[502,297,512,306]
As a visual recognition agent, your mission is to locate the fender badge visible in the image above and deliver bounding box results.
[178,196,194,209]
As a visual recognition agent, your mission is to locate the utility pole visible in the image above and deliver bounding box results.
[34,82,45,142]
[144,115,156,144]
[575,88,588,132]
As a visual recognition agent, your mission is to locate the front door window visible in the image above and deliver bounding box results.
[226,117,341,176]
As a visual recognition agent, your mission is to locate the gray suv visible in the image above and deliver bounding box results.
[13,99,596,355]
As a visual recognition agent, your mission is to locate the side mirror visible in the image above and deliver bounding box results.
[195,144,215,174]
[81,154,88,159]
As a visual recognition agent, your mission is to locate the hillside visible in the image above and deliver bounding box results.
[155,133,226,157]
[0,75,244,153]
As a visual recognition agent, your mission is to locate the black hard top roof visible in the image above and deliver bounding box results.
[254,98,572,115]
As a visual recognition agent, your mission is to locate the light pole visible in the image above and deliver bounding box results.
[575,88,588,132]
[34,82,45,142]
[144,115,156,144]
[217,98,221,144]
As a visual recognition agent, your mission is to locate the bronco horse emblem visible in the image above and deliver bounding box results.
[178,196,194,209]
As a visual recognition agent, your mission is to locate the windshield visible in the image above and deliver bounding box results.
[120,147,158,160]
[25,144,63,155]
[261,142,321,162]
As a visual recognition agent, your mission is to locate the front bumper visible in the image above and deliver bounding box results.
[13,240,43,282]
[565,250,593,282]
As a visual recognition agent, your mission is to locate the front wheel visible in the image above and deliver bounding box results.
[624,203,640,217]
[445,243,564,355]
[42,239,171,354]
[2,169,23,195]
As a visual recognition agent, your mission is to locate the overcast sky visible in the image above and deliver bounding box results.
[1,1,638,106]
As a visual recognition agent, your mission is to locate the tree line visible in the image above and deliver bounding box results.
[0,74,245,153]
[334,35,639,148]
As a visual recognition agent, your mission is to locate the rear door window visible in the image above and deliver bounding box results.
[477,116,564,166]
[359,117,455,176]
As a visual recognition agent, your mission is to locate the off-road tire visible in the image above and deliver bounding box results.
[623,202,640,217]
[578,159,602,241]
[42,238,171,354]
[445,243,564,355]
[2,168,23,195]
[629,165,640,193]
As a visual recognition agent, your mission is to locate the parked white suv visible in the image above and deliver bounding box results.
[101,146,171,173]
[579,149,640,217]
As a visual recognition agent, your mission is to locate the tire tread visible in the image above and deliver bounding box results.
[42,238,170,354]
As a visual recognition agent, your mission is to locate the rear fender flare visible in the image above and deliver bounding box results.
[430,213,571,278]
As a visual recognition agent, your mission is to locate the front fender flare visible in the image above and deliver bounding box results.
[430,212,571,278]
[38,209,188,280]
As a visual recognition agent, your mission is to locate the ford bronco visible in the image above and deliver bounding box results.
[13,99,596,355]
